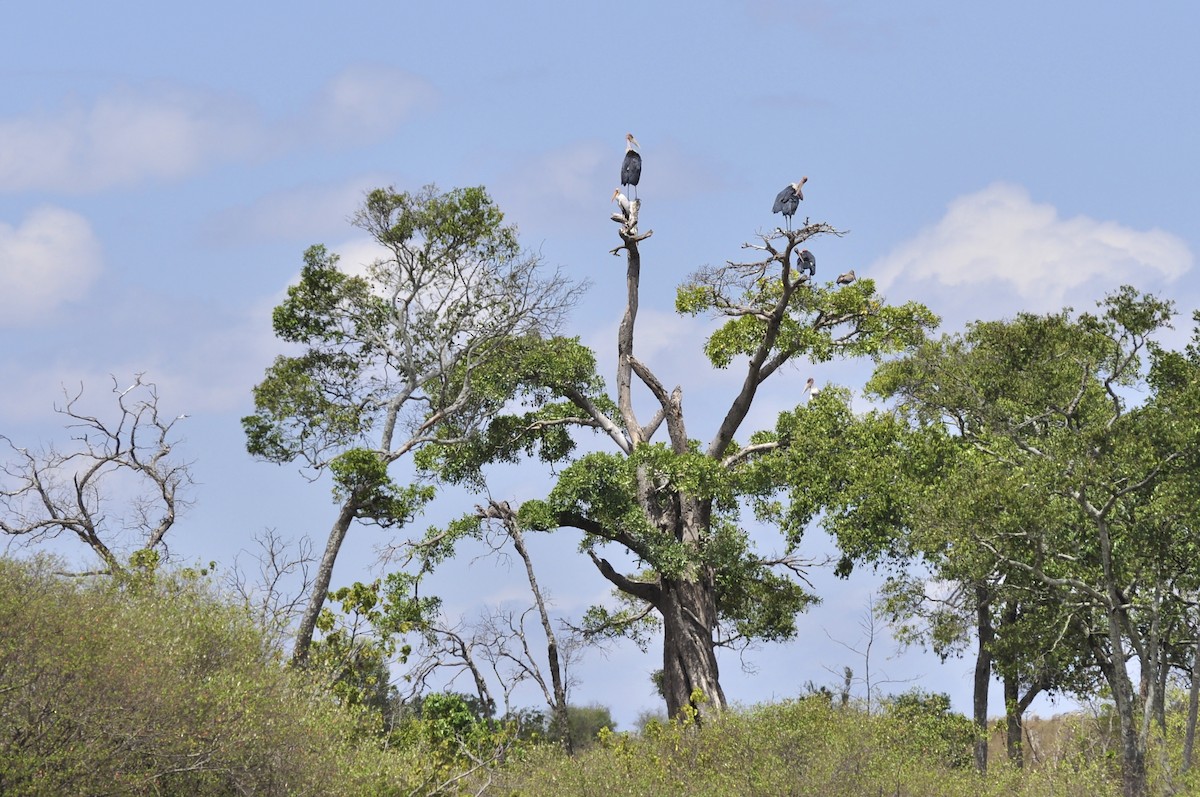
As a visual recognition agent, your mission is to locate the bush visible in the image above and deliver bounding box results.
[0,556,356,795]
[493,699,1123,797]
[882,689,977,769]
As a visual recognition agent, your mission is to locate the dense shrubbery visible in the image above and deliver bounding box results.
[5,555,1200,796]
[0,557,476,796]
[494,698,1131,797]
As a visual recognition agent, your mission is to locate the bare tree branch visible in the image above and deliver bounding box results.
[0,375,192,573]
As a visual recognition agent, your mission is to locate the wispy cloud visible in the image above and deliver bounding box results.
[0,206,102,325]
[0,87,263,193]
[202,175,389,245]
[301,65,435,145]
[495,137,728,235]
[0,68,435,195]
[872,182,1192,316]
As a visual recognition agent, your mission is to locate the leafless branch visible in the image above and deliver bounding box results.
[0,375,192,573]
[227,529,316,643]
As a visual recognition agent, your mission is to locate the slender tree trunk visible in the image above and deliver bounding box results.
[291,500,358,666]
[972,584,993,773]
[1004,676,1023,765]
[1096,619,1147,797]
[507,520,572,753]
[659,573,726,720]
[1100,518,1148,797]
[1183,634,1200,772]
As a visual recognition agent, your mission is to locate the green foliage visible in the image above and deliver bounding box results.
[308,575,443,735]
[0,555,526,796]
[415,334,608,489]
[244,183,578,498]
[884,689,977,769]
[678,274,937,370]
[566,704,618,749]
[495,699,1124,797]
[329,448,435,526]
[357,184,519,264]
[0,556,352,795]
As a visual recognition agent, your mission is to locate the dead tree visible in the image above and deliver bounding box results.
[0,375,192,574]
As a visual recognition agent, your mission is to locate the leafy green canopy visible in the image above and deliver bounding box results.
[244,185,579,518]
[417,223,937,652]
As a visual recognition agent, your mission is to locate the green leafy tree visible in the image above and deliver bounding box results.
[243,185,582,665]
[830,418,1093,771]
[859,288,1200,797]
[423,202,935,719]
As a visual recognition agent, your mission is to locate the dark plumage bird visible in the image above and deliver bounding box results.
[836,269,856,285]
[798,249,816,278]
[772,177,807,230]
[621,133,642,199]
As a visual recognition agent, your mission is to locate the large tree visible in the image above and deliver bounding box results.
[243,185,582,665]
[824,407,1094,772]
[854,288,1200,797]
[422,198,935,719]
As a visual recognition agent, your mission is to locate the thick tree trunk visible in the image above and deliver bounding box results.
[659,574,726,720]
[972,585,994,773]
[291,500,358,666]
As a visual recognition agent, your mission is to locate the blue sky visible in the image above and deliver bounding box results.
[3,2,1198,727]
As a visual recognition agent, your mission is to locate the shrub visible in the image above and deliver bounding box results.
[492,699,1123,797]
[0,556,354,795]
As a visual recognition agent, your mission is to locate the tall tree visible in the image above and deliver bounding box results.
[821,405,1096,772]
[424,198,936,719]
[243,185,582,665]
[859,288,1200,797]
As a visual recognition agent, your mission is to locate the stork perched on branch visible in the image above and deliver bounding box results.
[772,177,807,230]
[798,249,816,279]
[611,189,631,219]
[621,133,642,200]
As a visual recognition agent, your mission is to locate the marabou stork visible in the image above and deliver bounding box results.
[620,133,642,200]
[772,177,807,230]
[798,249,816,278]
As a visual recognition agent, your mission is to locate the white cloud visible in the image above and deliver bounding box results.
[0,69,434,195]
[872,182,1192,313]
[304,65,435,145]
[0,87,262,193]
[203,176,389,245]
[496,141,611,229]
[0,206,102,325]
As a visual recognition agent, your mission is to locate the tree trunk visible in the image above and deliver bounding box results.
[1094,624,1147,797]
[659,574,726,720]
[1004,676,1023,765]
[507,519,572,753]
[1184,633,1200,772]
[291,500,358,666]
[972,584,993,773]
